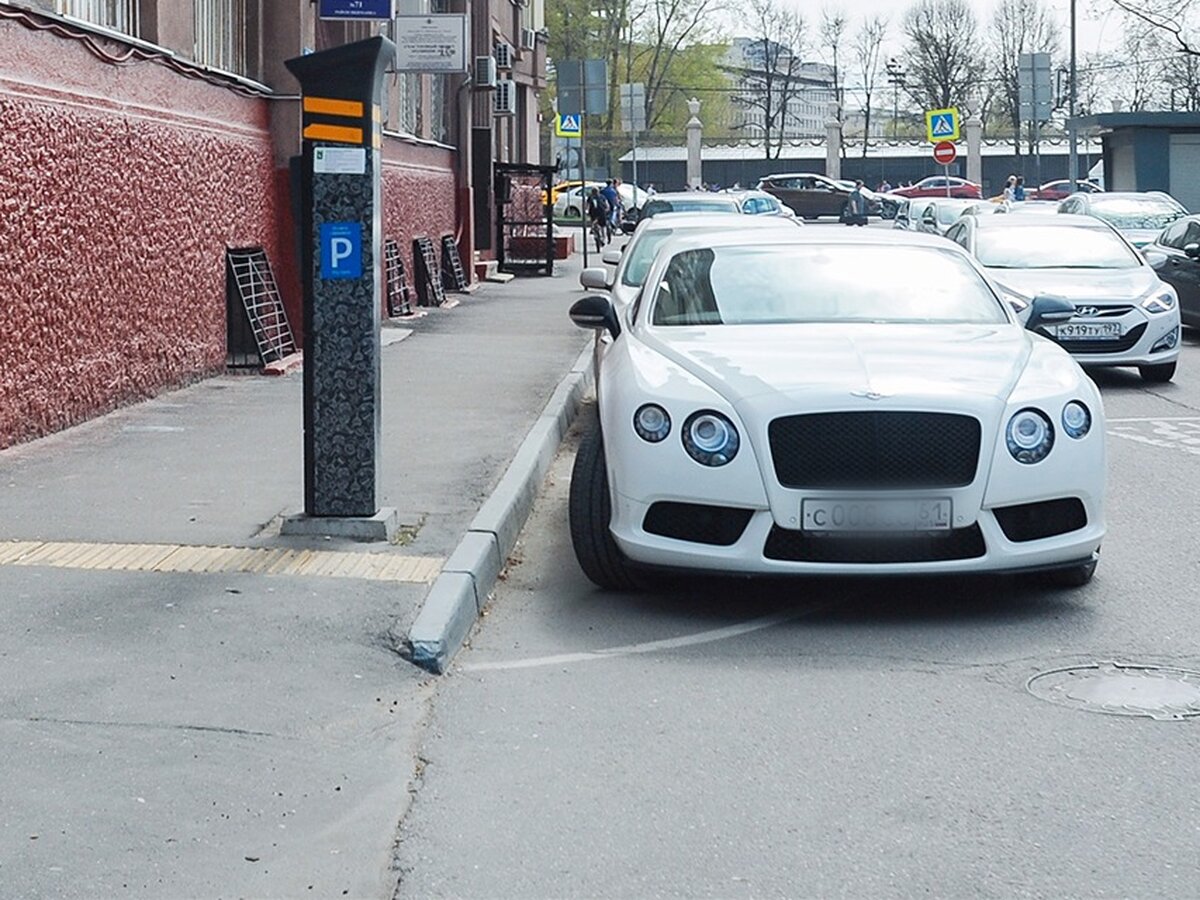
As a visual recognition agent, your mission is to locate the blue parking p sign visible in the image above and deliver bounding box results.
[319,222,363,280]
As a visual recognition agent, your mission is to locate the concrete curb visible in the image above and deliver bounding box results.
[400,343,594,674]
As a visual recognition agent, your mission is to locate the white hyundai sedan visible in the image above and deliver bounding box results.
[943,214,1181,382]
[568,230,1105,590]
[579,212,802,308]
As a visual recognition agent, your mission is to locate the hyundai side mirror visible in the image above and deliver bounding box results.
[569,295,621,339]
[602,248,623,265]
[1026,296,1077,331]
[1185,242,1200,260]
[579,267,610,291]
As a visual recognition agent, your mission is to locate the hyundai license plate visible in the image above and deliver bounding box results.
[1051,322,1123,340]
[801,498,952,532]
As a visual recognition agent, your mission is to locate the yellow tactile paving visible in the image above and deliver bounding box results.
[0,540,442,584]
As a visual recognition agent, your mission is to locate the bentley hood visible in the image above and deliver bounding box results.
[645,322,1032,408]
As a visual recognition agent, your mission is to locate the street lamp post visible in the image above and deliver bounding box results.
[886,58,906,140]
[1068,0,1078,186]
[885,58,906,183]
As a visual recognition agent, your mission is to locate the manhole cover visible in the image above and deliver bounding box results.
[1028,663,1200,721]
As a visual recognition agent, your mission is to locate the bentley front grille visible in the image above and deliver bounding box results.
[768,412,982,490]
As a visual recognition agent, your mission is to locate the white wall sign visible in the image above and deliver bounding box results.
[314,147,367,175]
[394,14,468,73]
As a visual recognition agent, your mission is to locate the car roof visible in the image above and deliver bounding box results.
[636,211,793,229]
[1082,191,1176,202]
[760,172,823,180]
[644,192,738,202]
[972,213,1113,230]
[655,227,955,253]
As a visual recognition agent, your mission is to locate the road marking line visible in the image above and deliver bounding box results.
[0,540,443,584]
[461,607,823,673]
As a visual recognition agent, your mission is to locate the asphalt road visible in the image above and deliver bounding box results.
[394,251,1200,898]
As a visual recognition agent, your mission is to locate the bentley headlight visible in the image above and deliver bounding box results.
[1062,401,1092,439]
[633,404,671,443]
[1007,408,1054,464]
[682,411,739,467]
[1142,289,1177,313]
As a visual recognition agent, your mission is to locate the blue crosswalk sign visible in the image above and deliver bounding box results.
[925,107,960,142]
[556,114,582,138]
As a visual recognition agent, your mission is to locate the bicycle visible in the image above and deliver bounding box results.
[590,217,606,253]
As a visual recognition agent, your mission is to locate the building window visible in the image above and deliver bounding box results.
[194,0,247,73]
[56,0,137,35]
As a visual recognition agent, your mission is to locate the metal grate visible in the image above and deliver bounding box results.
[440,234,470,292]
[412,236,446,307]
[763,524,987,563]
[226,248,296,368]
[383,239,414,317]
[769,412,981,490]
[642,502,754,546]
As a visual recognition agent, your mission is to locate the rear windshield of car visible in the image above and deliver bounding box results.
[642,198,739,217]
[975,225,1141,269]
[1088,197,1186,230]
[650,245,1007,326]
[622,229,676,287]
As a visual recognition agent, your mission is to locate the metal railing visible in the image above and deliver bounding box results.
[193,0,246,75]
[56,0,137,35]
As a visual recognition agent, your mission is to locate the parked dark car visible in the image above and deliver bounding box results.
[757,173,878,220]
[1148,214,1200,327]
[622,192,740,232]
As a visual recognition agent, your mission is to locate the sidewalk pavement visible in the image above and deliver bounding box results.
[0,254,591,898]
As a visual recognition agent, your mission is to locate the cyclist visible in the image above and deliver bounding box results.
[586,187,610,252]
[601,179,621,240]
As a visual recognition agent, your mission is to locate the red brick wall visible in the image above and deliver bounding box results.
[0,20,290,449]
[381,141,459,308]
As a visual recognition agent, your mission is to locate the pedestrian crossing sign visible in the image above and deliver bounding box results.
[925,107,960,143]
[555,114,582,138]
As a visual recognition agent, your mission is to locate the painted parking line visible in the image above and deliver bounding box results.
[461,605,830,673]
[1108,417,1200,457]
[0,540,443,584]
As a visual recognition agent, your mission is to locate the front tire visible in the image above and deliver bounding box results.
[1139,361,1176,383]
[569,410,652,591]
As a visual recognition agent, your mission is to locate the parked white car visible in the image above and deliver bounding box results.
[554,183,645,221]
[579,212,802,308]
[944,214,1181,382]
[568,229,1105,590]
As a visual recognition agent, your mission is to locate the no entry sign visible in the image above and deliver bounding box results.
[933,141,958,165]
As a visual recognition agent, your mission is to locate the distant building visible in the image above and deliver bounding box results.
[723,38,836,140]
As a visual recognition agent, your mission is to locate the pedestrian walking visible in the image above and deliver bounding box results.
[1003,175,1017,205]
[1014,176,1026,202]
[844,179,869,226]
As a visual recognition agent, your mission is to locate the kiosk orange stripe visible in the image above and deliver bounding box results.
[302,123,364,144]
[303,96,364,118]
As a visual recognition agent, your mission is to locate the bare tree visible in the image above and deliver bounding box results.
[990,0,1060,155]
[852,15,888,156]
[629,0,725,131]
[901,0,985,110]
[820,5,849,124]
[1110,0,1198,56]
[730,0,809,158]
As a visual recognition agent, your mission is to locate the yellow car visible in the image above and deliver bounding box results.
[542,180,590,206]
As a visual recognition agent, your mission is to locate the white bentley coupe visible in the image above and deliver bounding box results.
[568,230,1106,590]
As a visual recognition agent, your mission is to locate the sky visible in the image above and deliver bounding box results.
[772,0,1122,60]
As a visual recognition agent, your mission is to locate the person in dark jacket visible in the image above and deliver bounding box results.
[845,180,869,226]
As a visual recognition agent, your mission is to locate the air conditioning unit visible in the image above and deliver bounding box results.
[494,42,514,70]
[520,28,536,50]
[493,79,517,116]
[474,55,497,89]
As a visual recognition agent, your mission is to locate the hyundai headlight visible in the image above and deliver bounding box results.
[633,404,671,443]
[1007,408,1054,464]
[1142,288,1177,313]
[1062,401,1092,439]
[682,411,739,467]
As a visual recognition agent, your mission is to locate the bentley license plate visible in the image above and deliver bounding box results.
[801,498,953,532]
[1051,322,1124,340]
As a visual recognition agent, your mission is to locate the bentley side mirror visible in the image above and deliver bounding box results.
[579,267,610,291]
[602,248,623,265]
[1026,296,1076,331]
[569,295,621,339]
[1185,242,1200,260]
